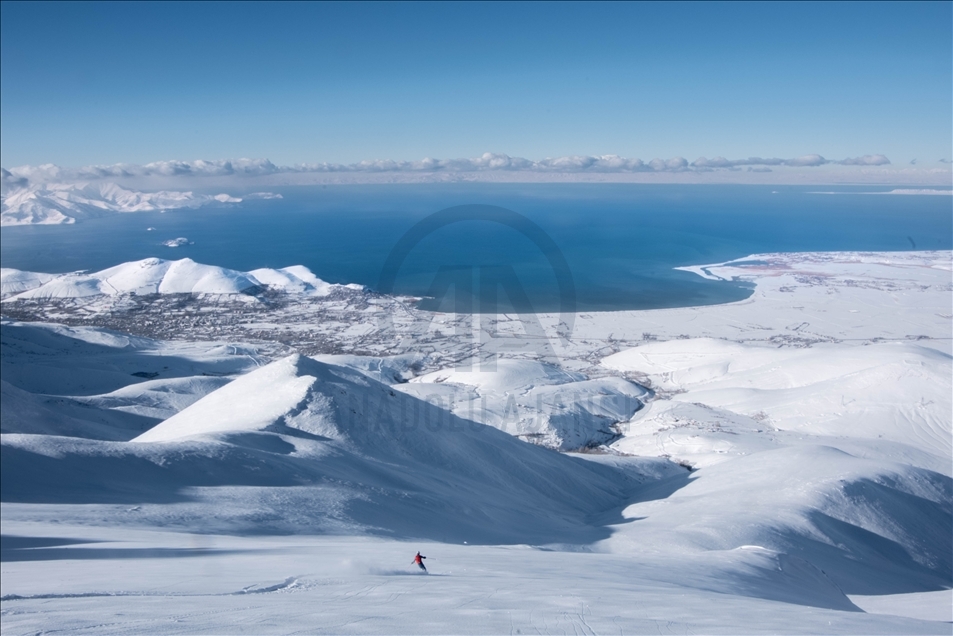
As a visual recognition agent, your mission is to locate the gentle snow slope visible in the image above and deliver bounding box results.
[604,444,952,596]
[0,379,156,441]
[2,527,946,635]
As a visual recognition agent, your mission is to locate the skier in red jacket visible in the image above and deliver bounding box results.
[412,551,427,572]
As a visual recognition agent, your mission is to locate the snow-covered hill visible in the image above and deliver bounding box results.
[2,258,351,299]
[0,320,263,437]
[597,335,952,599]
[4,353,672,544]
[601,443,952,599]
[604,338,952,473]
[0,379,158,441]
[396,359,649,450]
[0,269,58,297]
[0,182,251,226]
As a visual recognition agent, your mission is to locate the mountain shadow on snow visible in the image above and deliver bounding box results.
[1,354,667,544]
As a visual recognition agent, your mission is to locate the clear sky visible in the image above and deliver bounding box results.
[1,1,950,169]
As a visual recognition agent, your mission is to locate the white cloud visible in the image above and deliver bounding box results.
[785,154,828,167]
[691,154,891,169]
[1,167,29,190]
[837,155,890,166]
[5,151,896,185]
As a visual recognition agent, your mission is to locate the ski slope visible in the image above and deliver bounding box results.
[1,525,949,635]
[1,250,951,633]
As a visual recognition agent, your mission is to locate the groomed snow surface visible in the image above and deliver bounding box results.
[1,251,951,634]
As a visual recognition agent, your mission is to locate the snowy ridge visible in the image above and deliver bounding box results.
[2,258,352,299]
[0,320,264,440]
[6,352,649,544]
[398,359,649,450]
[0,181,276,226]
[606,444,952,597]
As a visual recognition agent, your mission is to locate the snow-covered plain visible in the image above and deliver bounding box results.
[1,251,951,634]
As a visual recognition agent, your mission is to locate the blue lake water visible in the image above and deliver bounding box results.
[2,184,951,312]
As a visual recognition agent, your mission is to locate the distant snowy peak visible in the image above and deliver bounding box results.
[883,188,952,195]
[0,268,58,297]
[0,181,278,226]
[7,258,259,298]
[247,265,334,296]
[2,258,354,300]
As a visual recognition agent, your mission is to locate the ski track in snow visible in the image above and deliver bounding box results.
[1,577,301,602]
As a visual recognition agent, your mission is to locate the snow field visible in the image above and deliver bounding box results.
[1,525,948,635]
[1,250,951,633]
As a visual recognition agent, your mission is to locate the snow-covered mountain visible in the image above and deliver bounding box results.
[0,181,257,226]
[597,335,953,596]
[3,350,661,543]
[2,258,352,299]
[2,250,951,631]
[2,320,949,609]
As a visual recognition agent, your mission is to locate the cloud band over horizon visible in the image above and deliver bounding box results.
[2,152,907,185]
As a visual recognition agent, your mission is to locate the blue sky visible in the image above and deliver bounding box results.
[1,1,950,169]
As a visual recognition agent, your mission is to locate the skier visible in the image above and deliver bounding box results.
[412,551,427,572]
